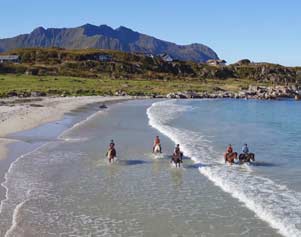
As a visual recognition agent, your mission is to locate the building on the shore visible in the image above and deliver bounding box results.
[0,55,20,63]
[158,53,173,62]
[97,54,112,62]
[206,59,226,66]
[236,59,251,65]
[135,52,154,58]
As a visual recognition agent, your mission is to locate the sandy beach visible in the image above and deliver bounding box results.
[0,96,130,161]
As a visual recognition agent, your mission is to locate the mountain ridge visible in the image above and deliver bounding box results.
[0,24,219,62]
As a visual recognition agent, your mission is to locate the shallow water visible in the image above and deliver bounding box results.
[0,100,289,236]
[148,99,301,237]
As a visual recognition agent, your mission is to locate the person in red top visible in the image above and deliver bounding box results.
[153,136,162,153]
[224,144,237,164]
[227,144,233,153]
[224,144,233,160]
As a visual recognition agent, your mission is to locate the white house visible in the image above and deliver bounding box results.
[98,54,112,62]
[159,53,173,62]
[206,59,227,66]
[0,55,20,63]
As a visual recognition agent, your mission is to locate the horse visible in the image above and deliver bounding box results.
[239,153,255,164]
[153,144,161,154]
[106,148,116,163]
[224,152,238,164]
[171,152,183,168]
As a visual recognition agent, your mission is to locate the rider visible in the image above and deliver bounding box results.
[153,136,162,153]
[109,139,115,148]
[242,144,249,154]
[107,139,116,163]
[174,144,183,159]
[224,144,234,163]
[224,144,233,156]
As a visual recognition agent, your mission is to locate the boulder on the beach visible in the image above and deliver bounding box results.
[30,91,47,97]
[99,104,108,109]
[115,90,128,96]
[166,93,177,99]
[29,104,44,107]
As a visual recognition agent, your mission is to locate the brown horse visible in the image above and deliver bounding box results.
[224,152,238,164]
[239,153,255,164]
[171,152,183,168]
[106,148,116,163]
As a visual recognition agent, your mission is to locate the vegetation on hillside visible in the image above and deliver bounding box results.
[0,74,271,98]
[0,48,299,98]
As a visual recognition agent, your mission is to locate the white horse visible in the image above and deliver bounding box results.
[153,144,161,153]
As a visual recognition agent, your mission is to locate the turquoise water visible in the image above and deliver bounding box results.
[148,99,301,237]
[161,99,301,189]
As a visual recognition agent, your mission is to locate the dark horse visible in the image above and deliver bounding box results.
[239,153,255,164]
[171,152,183,168]
[224,152,238,165]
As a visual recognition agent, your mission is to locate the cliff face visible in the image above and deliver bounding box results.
[0,24,219,62]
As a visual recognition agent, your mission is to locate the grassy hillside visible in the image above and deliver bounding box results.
[0,48,299,97]
[0,74,272,98]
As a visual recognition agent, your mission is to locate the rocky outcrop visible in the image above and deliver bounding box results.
[162,85,301,100]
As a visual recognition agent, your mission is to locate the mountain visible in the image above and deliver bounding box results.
[0,24,218,62]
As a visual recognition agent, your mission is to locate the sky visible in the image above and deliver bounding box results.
[0,0,300,66]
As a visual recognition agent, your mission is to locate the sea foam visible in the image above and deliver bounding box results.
[147,100,301,237]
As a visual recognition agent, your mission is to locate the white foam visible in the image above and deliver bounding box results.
[0,108,109,235]
[147,100,301,237]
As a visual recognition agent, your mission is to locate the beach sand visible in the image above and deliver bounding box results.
[0,96,130,161]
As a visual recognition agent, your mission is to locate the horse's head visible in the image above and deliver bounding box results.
[250,153,255,161]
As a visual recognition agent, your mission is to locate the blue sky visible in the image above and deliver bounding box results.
[0,0,300,66]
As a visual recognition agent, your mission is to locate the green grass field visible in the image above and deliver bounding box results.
[0,74,272,97]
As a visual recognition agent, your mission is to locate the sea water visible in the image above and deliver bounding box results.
[147,99,301,237]
[0,99,299,236]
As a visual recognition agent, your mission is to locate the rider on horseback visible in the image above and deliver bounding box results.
[171,144,183,167]
[110,139,115,148]
[224,144,233,157]
[242,144,249,154]
[224,144,237,164]
[239,144,255,163]
[153,136,162,153]
[174,144,183,159]
[107,139,116,163]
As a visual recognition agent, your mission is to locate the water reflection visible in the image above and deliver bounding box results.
[170,168,183,188]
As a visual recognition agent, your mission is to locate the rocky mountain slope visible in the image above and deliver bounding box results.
[0,24,218,62]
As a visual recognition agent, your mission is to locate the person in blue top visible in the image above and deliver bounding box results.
[242,144,249,154]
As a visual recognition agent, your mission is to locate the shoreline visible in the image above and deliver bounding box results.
[0,96,132,205]
[0,96,133,235]
[0,96,132,161]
